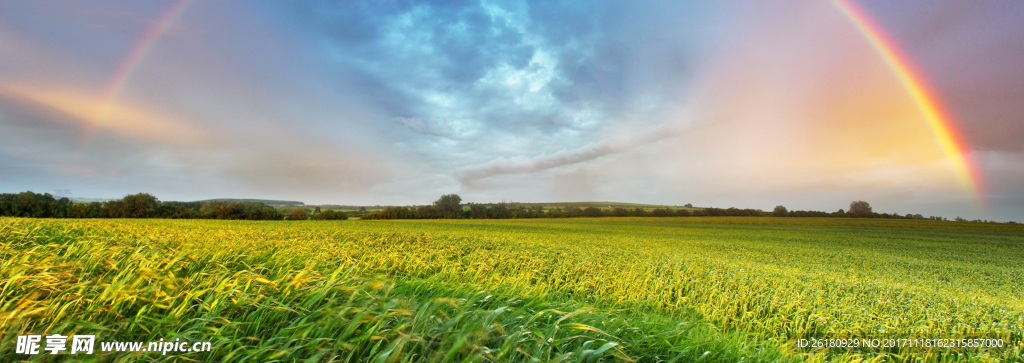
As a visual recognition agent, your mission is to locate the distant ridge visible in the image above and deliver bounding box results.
[465,201,688,209]
[70,197,115,203]
[197,198,304,206]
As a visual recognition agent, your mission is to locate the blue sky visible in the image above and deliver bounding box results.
[1,0,1023,220]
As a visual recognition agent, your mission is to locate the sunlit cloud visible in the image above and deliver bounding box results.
[0,85,208,145]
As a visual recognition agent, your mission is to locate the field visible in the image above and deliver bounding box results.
[2,217,1022,362]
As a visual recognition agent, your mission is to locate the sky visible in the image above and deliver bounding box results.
[1,0,1022,221]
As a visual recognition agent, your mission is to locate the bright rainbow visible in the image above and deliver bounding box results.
[830,0,984,205]
[87,0,198,138]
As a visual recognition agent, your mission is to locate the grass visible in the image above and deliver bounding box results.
[1,217,1022,362]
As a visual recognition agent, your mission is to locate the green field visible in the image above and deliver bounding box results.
[2,217,1022,362]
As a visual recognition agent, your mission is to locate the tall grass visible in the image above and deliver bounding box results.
[1,218,791,362]
[2,217,1022,362]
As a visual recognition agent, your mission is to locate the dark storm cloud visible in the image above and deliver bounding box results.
[304,1,535,101]
[296,0,708,144]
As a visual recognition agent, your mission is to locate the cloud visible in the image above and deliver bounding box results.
[858,0,1024,154]
[0,82,393,202]
[396,116,427,132]
[0,85,209,145]
[306,0,614,142]
[455,122,687,184]
[3,0,1023,220]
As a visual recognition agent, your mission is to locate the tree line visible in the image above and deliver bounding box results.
[0,191,964,222]
[0,191,345,220]
[362,195,942,220]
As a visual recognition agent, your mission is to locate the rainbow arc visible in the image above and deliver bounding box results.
[85,0,198,141]
[90,0,985,206]
[831,0,985,205]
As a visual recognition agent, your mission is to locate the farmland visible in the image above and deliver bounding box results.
[2,217,1022,362]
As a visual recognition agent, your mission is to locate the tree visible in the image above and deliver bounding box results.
[583,207,604,217]
[490,203,511,219]
[0,191,72,218]
[848,201,872,218]
[773,205,788,217]
[288,208,309,220]
[120,193,158,218]
[314,209,347,220]
[433,194,463,218]
[467,204,488,219]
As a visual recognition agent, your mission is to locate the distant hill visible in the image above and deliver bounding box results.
[303,201,690,212]
[467,201,694,210]
[70,197,114,204]
[197,198,304,206]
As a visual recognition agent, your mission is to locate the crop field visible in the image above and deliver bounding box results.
[2,217,1022,362]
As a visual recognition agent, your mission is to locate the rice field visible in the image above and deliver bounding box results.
[1,217,1022,362]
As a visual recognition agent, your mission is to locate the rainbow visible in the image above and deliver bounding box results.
[830,0,985,204]
[88,0,198,137]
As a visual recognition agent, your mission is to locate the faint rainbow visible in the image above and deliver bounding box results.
[85,0,198,140]
[830,0,985,205]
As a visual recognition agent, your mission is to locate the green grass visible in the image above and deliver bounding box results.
[2,217,1022,362]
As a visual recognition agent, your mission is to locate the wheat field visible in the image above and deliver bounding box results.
[2,217,1022,362]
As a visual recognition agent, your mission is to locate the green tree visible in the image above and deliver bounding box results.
[314,209,347,220]
[467,204,488,219]
[848,201,872,218]
[433,194,463,218]
[120,193,158,218]
[773,205,788,217]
